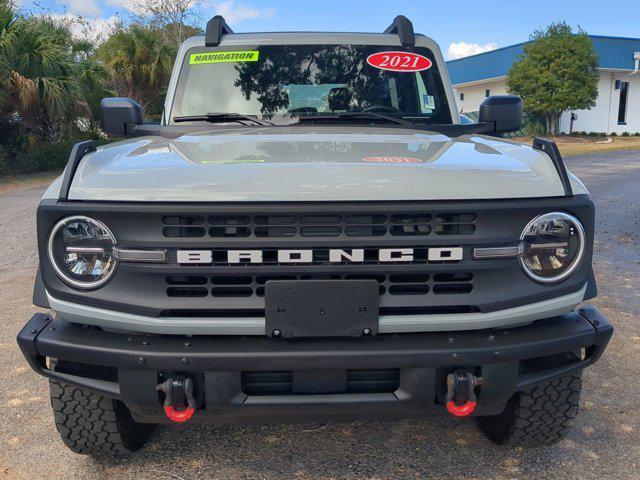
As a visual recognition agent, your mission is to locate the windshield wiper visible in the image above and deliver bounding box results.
[173,113,274,126]
[297,112,413,126]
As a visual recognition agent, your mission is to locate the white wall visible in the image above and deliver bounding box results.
[453,71,640,134]
[454,79,508,114]
[559,71,640,134]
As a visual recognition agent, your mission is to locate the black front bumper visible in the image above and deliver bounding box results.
[17,306,613,423]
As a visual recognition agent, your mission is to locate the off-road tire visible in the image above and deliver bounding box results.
[50,381,155,456]
[476,373,582,447]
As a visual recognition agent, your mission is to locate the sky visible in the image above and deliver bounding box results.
[15,0,640,59]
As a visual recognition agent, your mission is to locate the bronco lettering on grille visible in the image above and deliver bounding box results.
[176,248,464,265]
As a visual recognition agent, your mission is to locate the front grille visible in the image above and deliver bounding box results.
[241,369,400,395]
[41,197,594,320]
[165,273,474,298]
[162,212,477,239]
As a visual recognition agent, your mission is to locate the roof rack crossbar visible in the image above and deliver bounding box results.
[205,15,234,47]
[384,15,415,47]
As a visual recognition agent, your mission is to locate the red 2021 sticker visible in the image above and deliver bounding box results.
[367,51,432,72]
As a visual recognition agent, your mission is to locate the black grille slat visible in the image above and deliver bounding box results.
[389,285,430,295]
[167,276,208,285]
[433,284,474,294]
[162,211,477,239]
[211,287,253,297]
[167,287,208,297]
[165,273,473,298]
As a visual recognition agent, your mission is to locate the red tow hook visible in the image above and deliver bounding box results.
[157,375,197,423]
[446,400,477,417]
[445,370,482,417]
[164,405,195,423]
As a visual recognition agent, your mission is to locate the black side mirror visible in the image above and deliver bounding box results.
[479,95,522,133]
[100,98,143,137]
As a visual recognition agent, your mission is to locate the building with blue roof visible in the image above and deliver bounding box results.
[446,36,640,134]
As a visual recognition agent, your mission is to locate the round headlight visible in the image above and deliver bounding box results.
[48,216,118,289]
[519,212,585,284]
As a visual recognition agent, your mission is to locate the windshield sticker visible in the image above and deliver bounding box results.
[367,51,432,72]
[190,51,260,65]
[424,95,435,110]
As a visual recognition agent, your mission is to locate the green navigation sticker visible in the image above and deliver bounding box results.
[190,51,260,65]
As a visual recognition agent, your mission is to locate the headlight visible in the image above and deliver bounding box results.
[519,212,585,284]
[47,216,118,289]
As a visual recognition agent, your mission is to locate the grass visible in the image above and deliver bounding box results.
[511,135,640,156]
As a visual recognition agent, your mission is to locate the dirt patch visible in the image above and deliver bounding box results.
[0,171,60,197]
[512,136,640,156]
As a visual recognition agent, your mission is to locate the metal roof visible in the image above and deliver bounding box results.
[446,35,640,85]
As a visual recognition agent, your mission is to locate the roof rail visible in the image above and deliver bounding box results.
[384,15,415,47]
[59,141,97,202]
[205,15,234,47]
[532,138,574,197]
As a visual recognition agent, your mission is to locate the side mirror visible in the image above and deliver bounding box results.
[479,95,522,133]
[100,98,143,137]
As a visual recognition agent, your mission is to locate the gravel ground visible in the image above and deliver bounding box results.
[0,150,638,480]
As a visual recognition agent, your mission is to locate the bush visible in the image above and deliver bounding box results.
[0,138,111,177]
[610,132,618,137]
[622,131,630,137]
[523,116,546,136]
[19,142,77,174]
[0,147,8,176]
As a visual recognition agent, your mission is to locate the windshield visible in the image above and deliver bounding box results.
[170,44,453,125]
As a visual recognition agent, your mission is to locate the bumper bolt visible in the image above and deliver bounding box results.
[30,329,38,334]
[181,358,189,365]
[452,353,460,360]
[184,342,191,347]
[363,328,372,336]
[273,329,282,337]
[137,356,145,364]
[488,335,495,341]
[142,340,149,346]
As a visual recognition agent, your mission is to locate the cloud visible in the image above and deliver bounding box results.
[48,13,121,43]
[59,0,102,17]
[212,0,275,24]
[104,0,136,13]
[447,41,497,60]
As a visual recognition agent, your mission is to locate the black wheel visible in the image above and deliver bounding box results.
[476,373,582,447]
[49,381,155,456]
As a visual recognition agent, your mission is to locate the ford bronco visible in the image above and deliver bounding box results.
[17,16,613,455]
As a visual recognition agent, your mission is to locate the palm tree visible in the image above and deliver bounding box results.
[98,25,176,116]
[0,2,86,141]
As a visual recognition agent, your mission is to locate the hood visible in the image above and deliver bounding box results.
[67,126,570,202]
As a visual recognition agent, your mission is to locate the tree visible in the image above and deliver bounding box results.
[130,0,203,45]
[97,25,176,116]
[0,3,84,141]
[507,22,598,135]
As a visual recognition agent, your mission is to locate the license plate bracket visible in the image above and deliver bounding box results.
[265,280,379,338]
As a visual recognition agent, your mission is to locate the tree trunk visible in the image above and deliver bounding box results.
[545,114,553,135]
